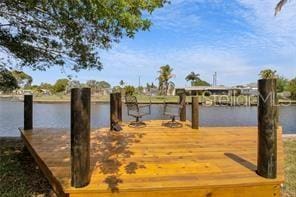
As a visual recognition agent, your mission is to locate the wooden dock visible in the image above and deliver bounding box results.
[20,120,284,197]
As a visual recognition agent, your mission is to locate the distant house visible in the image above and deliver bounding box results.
[13,89,33,95]
[175,84,258,96]
[92,88,112,96]
[39,89,51,95]
[143,87,159,96]
[176,86,239,96]
[235,83,258,96]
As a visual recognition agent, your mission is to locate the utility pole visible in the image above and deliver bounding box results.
[138,75,141,88]
[213,72,217,87]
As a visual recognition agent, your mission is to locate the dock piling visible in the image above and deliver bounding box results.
[110,93,122,131]
[24,94,33,130]
[71,88,91,187]
[257,78,278,179]
[192,96,199,129]
[116,92,122,122]
[179,93,186,122]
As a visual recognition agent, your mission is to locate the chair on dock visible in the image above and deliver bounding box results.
[125,95,151,128]
[162,97,185,128]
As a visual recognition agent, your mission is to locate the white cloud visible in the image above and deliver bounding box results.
[149,0,202,31]
[72,0,296,86]
[98,45,256,86]
[23,0,296,85]
[236,0,296,52]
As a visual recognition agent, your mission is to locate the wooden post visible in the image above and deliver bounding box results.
[71,88,91,188]
[192,96,199,129]
[110,93,122,131]
[116,92,122,122]
[179,93,186,122]
[24,94,33,130]
[110,93,118,130]
[257,79,277,179]
[192,90,198,96]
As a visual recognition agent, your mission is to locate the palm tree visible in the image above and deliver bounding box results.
[185,72,200,86]
[275,0,288,15]
[157,65,175,95]
[119,80,125,88]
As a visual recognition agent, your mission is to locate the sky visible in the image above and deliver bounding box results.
[23,0,296,87]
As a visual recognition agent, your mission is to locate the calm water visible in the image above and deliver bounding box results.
[0,99,295,136]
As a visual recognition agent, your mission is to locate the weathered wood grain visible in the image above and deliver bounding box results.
[179,93,186,122]
[110,93,122,131]
[116,92,123,122]
[110,93,118,130]
[71,88,91,187]
[20,120,284,196]
[24,94,33,130]
[191,96,199,129]
[257,79,278,179]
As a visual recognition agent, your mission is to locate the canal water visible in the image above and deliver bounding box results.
[0,99,295,136]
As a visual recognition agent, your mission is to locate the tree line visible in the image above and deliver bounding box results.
[1,66,296,100]
[260,69,296,99]
[0,67,112,94]
[0,64,210,96]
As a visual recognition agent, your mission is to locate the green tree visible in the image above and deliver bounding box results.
[86,80,110,92]
[157,65,175,95]
[151,82,156,88]
[192,79,210,86]
[185,72,200,86]
[39,83,53,91]
[0,67,18,92]
[288,78,296,100]
[86,80,97,89]
[28,85,44,96]
[0,1,167,71]
[112,85,121,93]
[259,69,277,79]
[124,85,135,96]
[146,83,151,91]
[277,76,289,93]
[137,86,144,94]
[11,70,32,88]
[119,80,125,87]
[146,82,157,92]
[96,81,111,89]
[53,79,69,93]
[66,80,81,92]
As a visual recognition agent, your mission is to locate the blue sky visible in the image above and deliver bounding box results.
[24,0,296,87]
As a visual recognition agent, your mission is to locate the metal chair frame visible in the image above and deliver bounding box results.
[163,97,186,128]
[125,95,151,128]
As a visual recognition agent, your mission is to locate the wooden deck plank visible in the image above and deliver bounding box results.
[20,120,284,196]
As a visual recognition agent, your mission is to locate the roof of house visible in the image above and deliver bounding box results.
[185,86,236,91]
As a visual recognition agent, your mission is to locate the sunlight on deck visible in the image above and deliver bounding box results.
[20,120,284,197]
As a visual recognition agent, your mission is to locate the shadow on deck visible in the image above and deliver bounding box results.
[20,120,284,197]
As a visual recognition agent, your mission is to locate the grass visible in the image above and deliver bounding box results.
[0,138,296,196]
[29,94,296,105]
[0,138,53,197]
[27,94,258,105]
[31,94,179,103]
[32,93,110,103]
[283,139,296,196]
